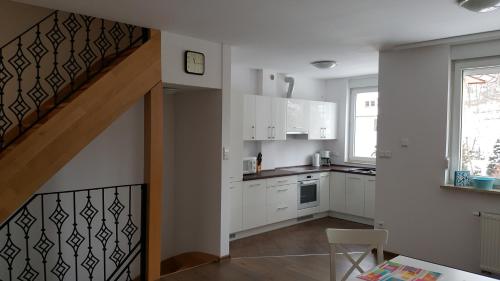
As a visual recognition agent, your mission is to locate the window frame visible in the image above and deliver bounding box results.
[348,86,378,165]
[449,57,500,184]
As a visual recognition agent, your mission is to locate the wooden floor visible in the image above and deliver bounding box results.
[160,217,380,281]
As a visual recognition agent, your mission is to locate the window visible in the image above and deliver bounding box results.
[451,58,500,183]
[348,87,378,164]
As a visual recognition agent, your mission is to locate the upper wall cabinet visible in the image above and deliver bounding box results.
[309,101,337,140]
[286,99,310,134]
[243,95,287,141]
[243,95,256,140]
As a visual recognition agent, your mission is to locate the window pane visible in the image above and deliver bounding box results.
[460,69,500,179]
[353,91,378,159]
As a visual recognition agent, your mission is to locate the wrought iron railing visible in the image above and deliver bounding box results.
[0,184,147,281]
[0,10,149,151]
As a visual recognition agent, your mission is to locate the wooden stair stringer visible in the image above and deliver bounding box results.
[0,31,162,223]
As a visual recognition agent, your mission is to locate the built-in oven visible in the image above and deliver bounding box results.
[297,174,320,210]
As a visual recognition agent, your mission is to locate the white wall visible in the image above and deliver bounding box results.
[162,90,223,257]
[0,0,50,45]
[161,31,223,89]
[40,100,144,192]
[376,44,500,273]
[161,93,176,259]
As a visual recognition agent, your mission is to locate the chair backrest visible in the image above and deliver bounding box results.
[326,228,388,281]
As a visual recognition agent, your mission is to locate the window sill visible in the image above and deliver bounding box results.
[441,185,500,196]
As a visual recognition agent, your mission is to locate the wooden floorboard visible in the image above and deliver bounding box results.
[230,217,372,258]
[159,217,379,281]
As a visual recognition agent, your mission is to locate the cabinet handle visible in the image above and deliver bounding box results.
[277,180,287,183]
[272,126,276,139]
[249,184,260,187]
[277,188,288,192]
[277,206,288,210]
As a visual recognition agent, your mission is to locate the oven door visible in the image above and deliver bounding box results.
[297,180,319,210]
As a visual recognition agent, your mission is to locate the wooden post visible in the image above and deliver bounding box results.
[144,82,163,280]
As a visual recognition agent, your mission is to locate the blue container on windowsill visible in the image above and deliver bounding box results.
[471,176,496,190]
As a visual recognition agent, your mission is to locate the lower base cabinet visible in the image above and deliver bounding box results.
[243,180,267,230]
[229,181,243,233]
[364,177,376,219]
[346,175,366,217]
[319,172,330,212]
[339,174,376,219]
[233,172,376,234]
[266,183,297,224]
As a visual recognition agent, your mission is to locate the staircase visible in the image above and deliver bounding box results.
[0,8,162,281]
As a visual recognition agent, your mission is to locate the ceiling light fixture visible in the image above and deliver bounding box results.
[457,0,500,13]
[311,60,337,69]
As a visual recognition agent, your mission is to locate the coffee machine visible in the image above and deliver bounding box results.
[320,150,333,166]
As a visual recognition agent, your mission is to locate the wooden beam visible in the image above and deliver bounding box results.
[0,31,162,223]
[144,82,164,281]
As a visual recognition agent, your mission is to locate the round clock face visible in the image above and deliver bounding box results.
[185,51,205,75]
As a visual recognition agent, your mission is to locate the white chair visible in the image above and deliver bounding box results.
[325,228,389,281]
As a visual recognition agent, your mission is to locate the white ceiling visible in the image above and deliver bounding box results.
[15,0,500,79]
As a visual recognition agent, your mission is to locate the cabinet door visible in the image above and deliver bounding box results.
[346,175,365,217]
[364,177,376,219]
[243,180,267,230]
[243,95,256,140]
[266,183,297,224]
[255,96,273,140]
[229,182,243,233]
[319,173,330,212]
[272,97,287,140]
[308,101,322,140]
[323,102,337,140]
[330,172,346,213]
[287,99,309,133]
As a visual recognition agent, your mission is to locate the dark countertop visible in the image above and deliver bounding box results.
[243,164,376,181]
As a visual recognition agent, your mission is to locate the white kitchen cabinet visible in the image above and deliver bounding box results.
[319,172,330,212]
[323,103,337,139]
[346,174,365,217]
[266,183,297,224]
[255,95,273,140]
[249,95,287,141]
[243,180,267,230]
[229,181,243,233]
[243,95,256,140]
[364,177,376,219]
[287,99,309,134]
[271,98,287,140]
[309,101,337,140]
[330,172,346,213]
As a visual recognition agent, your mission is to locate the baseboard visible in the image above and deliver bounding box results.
[231,212,329,241]
[329,211,374,226]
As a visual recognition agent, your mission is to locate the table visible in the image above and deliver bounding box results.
[348,255,496,280]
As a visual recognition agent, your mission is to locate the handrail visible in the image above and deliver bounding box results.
[0,183,148,281]
[0,10,150,151]
[0,11,58,49]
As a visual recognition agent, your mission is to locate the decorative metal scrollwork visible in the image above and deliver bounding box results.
[0,184,146,281]
[0,10,149,151]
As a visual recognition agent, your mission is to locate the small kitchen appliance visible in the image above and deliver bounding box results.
[320,150,332,166]
[312,153,321,167]
[243,157,257,175]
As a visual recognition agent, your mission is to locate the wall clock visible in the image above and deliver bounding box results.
[185,50,205,75]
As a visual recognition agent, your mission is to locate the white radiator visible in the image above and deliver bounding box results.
[480,212,500,274]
